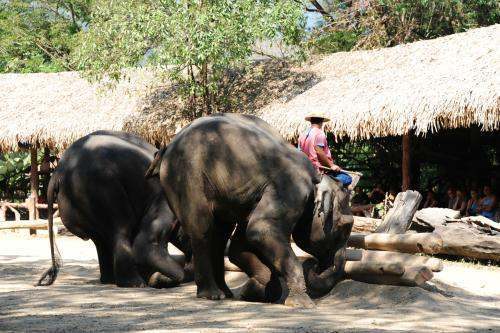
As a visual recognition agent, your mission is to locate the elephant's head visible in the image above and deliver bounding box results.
[293,175,353,298]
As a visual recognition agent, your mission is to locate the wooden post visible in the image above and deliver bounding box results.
[402,133,411,191]
[29,147,39,234]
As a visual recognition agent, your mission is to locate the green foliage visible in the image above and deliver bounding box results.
[0,0,92,73]
[0,151,31,200]
[308,0,500,53]
[73,0,306,117]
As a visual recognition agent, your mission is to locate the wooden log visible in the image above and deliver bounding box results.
[348,265,433,287]
[344,261,404,276]
[412,208,461,232]
[225,257,403,276]
[352,216,381,233]
[346,248,443,272]
[348,232,443,254]
[434,224,500,261]
[375,190,422,234]
[458,216,500,232]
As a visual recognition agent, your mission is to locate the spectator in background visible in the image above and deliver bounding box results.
[447,188,457,209]
[466,189,480,217]
[423,189,438,208]
[369,184,385,204]
[352,186,369,205]
[453,189,467,215]
[478,185,497,220]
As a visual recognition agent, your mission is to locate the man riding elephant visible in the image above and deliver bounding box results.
[146,114,353,307]
[37,131,192,288]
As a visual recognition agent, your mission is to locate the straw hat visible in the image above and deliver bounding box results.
[304,113,330,122]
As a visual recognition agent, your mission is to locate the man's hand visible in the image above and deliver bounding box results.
[330,164,341,172]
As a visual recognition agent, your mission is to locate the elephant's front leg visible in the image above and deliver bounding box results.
[228,223,283,303]
[246,189,315,308]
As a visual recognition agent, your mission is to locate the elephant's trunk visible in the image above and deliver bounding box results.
[303,246,347,298]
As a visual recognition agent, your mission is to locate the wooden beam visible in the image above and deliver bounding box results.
[402,133,411,191]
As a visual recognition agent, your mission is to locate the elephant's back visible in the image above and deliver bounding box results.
[163,114,317,199]
[55,131,161,229]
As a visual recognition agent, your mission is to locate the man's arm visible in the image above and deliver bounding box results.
[314,146,341,171]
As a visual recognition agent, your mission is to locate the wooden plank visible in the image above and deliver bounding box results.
[375,190,423,234]
[348,232,443,254]
[0,218,63,230]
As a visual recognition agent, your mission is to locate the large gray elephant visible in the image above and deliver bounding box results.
[37,131,191,288]
[146,114,353,307]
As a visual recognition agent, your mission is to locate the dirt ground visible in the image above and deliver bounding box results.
[1,231,499,332]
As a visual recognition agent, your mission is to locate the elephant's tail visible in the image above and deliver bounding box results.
[36,175,62,286]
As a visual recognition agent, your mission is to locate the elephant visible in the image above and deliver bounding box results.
[145,113,353,307]
[37,130,192,288]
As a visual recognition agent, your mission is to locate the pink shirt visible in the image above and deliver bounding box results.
[298,127,333,172]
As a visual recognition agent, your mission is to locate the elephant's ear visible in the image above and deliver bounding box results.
[145,146,167,178]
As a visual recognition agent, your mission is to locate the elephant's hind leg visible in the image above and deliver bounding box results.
[93,237,115,284]
[113,232,146,288]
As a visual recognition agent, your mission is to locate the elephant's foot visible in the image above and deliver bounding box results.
[115,276,147,288]
[148,272,181,289]
[284,293,316,309]
[99,274,115,285]
[197,286,227,300]
[239,277,267,302]
[219,284,234,299]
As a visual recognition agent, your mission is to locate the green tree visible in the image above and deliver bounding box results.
[0,0,92,73]
[307,0,500,53]
[73,0,306,117]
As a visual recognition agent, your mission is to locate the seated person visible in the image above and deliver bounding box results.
[369,184,385,204]
[446,187,457,209]
[453,189,467,216]
[466,189,479,216]
[352,186,369,205]
[422,189,438,208]
[298,113,352,187]
[478,185,497,220]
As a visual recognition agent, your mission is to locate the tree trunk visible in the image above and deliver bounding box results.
[375,190,423,234]
[348,232,443,254]
[402,134,411,191]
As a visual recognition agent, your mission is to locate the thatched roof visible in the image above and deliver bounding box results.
[1,25,498,151]
[0,69,189,151]
[258,24,500,140]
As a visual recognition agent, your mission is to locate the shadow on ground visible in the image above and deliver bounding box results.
[1,255,499,332]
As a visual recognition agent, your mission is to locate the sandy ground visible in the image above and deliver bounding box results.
[1,231,499,332]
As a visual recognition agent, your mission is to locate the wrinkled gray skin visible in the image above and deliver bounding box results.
[37,131,192,288]
[146,114,353,307]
